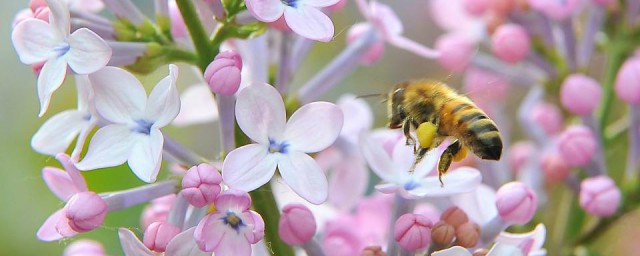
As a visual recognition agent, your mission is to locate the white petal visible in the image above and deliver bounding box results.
[278,151,328,204]
[487,243,524,256]
[222,144,277,191]
[75,74,93,112]
[89,66,146,124]
[375,183,400,194]
[359,133,397,182]
[146,64,180,128]
[245,0,285,22]
[496,224,547,253]
[76,125,133,170]
[390,138,441,178]
[431,246,473,256]
[284,102,343,153]
[298,0,341,7]
[407,167,482,197]
[128,130,164,183]
[283,5,334,42]
[337,95,373,141]
[31,110,89,155]
[451,184,498,225]
[11,19,59,64]
[118,228,157,256]
[47,0,71,36]
[172,84,218,126]
[67,28,112,74]
[235,83,286,144]
[37,56,68,117]
[165,227,209,256]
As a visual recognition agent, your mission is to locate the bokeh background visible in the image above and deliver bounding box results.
[1,0,638,255]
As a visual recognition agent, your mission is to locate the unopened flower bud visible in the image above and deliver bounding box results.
[580,175,621,216]
[204,51,242,96]
[495,182,537,224]
[464,0,489,16]
[558,125,596,166]
[394,213,432,251]
[141,194,175,230]
[348,23,384,65]
[182,163,222,207]
[541,152,571,184]
[440,206,469,228]
[491,24,530,63]
[362,245,386,256]
[436,33,475,73]
[561,74,602,115]
[143,221,181,252]
[64,239,106,256]
[279,203,317,245]
[65,192,108,232]
[530,102,563,135]
[615,57,640,105]
[509,141,535,173]
[431,221,455,246]
[455,222,480,248]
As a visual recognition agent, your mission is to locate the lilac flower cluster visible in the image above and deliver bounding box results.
[10,0,640,255]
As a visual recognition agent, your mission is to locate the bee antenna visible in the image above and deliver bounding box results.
[356,93,386,99]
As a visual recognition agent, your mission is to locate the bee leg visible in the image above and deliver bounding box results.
[402,118,416,152]
[437,140,463,187]
[409,147,430,174]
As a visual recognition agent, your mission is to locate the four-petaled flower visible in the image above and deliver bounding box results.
[223,82,343,204]
[76,65,180,183]
[11,0,111,116]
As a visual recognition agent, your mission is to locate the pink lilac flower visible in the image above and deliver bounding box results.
[393,213,432,251]
[205,51,243,96]
[359,130,482,199]
[141,194,176,231]
[579,175,621,217]
[77,65,180,183]
[245,0,339,42]
[429,0,486,41]
[560,74,602,115]
[144,222,182,252]
[615,56,640,104]
[181,163,223,208]
[491,23,531,63]
[11,0,111,116]
[63,239,105,256]
[495,182,538,225]
[194,190,265,255]
[279,203,317,245]
[119,227,208,256]
[557,125,597,167]
[222,83,343,204]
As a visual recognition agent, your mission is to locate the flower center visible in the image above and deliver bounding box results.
[281,0,297,7]
[54,43,71,58]
[268,138,289,154]
[221,211,245,233]
[403,180,420,191]
[132,119,154,135]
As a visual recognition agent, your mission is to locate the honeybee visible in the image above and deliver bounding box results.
[387,79,503,185]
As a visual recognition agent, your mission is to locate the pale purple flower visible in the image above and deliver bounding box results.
[359,130,482,199]
[245,0,339,42]
[119,227,209,256]
[77,65,180,183]
[494,224,547,256]
[194,190,265,255]
[429,0,486,41]
[11,0,111,116]
[222,83,343,204]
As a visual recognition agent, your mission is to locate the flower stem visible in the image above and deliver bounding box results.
[250,185,295,256]
[175,0,217,71]
[102,180,179,211]
[597,41,629,134]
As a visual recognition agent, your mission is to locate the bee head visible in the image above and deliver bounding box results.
[387,86,406,129]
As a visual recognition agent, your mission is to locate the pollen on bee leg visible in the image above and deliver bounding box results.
[453,147,468,162]
[416,122,437,149]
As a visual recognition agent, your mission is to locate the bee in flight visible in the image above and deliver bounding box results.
[386,79,503,185]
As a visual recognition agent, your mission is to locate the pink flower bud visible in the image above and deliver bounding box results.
[140,194,175,230]
[541,152,571,184]
[580,175,621,216]
[279,203,317,245]
[558,125,597,166]
[29,0,47,10]
[182,163,222,207]
[322,226,363,256]
[615,57,640,105]
[530,102,563,135]
[204,51,243,96]
[508,141,535,173]
[491,24,530,63]
[64,239,106,256]
[435,33,475,73]
[65,192,108,232]
[463,68,509,102]
[463,0,490,16]
[394,213,432,251]
[527,0,581,20]
[495,182,537,224]
[143,222,182,252]
[348,23,384,65]
[560,74,602,115]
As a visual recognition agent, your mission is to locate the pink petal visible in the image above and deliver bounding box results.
[165,227,209,256]
[495,224,546,254]
[31,110,88,155]
[89,66,146,124]
[337,95,373,141]
[328,157,368,210]
[243,211,265,243]
[215,190,252,212]
[173,84,218,126]
[11,19,59,64]
[128,130,164,183]
[194,213,227,252]
[408,167,482,197]
[37,209,67,241]
[235,83,286,144]
[146,65,180,127]
[47,0,71,36]
[284,102,343,153]
[283,5,334,42]
[450,184,498,225]
[375,183,401,194]
[359,132,396,182]
[387,35,440,59]
[299,0,341,7]
[76,125,134,171]
[222,144,277,192]
[67,0,104,12]
[37,56,68,116]
[431,246,472,256]
[215,229,252,256]
[369,1,403,36]
[278,151,328,204]
[56,153,87,192]
[245,0,285,22]
[118,228,157,256]
[42,167,80,201]
[67,28,111,74]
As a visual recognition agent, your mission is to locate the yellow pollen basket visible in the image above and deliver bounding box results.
[453,146,467,162]
[416,122,437,149]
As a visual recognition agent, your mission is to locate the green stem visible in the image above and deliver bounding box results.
[210,23,233,52]
[250,185,295,256]
[175,0,217,71]
[597,42,629,134]
[164,47,198,63]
